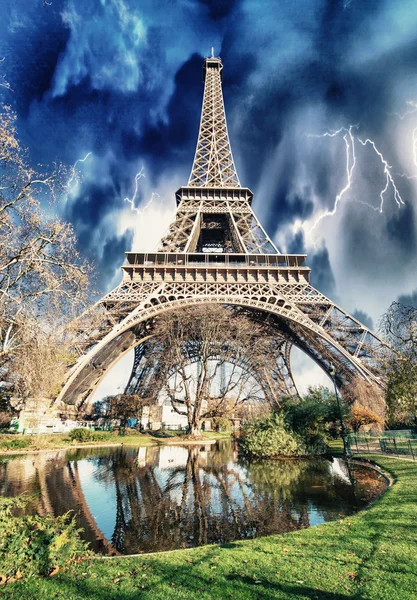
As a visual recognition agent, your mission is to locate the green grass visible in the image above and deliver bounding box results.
[4,455,417,599]
[0,429,233,453]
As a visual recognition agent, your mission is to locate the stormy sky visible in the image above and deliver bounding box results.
[1,0,417,334]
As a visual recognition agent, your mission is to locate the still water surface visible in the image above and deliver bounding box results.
[0,441,387,555]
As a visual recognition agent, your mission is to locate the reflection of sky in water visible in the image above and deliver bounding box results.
[1,444,387,555]
[68,451,359,537]
[306,503,325,527]
[76,460,117,541]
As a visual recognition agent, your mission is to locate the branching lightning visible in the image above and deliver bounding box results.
[357,137,404,210]
[67,151,92,189]
[124,166,160,215]
[391,100,417,121]
[306,125,405,246]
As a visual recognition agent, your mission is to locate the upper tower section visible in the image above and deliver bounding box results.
[188,52,241,188]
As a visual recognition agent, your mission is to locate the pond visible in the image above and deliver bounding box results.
[0,441,387,555]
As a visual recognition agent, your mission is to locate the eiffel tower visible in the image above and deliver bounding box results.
[57,53,387,411]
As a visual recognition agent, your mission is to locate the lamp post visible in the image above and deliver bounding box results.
[329,363,350,457]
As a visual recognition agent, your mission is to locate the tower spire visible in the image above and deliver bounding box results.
[188,54,240,188]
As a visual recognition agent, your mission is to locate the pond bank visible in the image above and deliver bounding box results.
[5,455,417,599]
[0,431,230,455]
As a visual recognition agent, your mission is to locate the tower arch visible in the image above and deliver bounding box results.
[55,53,389,413]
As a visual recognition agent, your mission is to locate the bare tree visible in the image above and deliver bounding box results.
[108,394,147,433]
[342,376,386,421]
[0,104,92,399]
[149,305,276,436]
[380,302,417,423]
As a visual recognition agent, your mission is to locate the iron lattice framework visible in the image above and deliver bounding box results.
[55,54,389,411]
[188,56,240,188]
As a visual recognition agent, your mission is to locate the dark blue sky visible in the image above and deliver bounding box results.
[1,0,417,328]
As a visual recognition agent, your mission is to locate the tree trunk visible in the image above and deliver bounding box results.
[189,414,201,437]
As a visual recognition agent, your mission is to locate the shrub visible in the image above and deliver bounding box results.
[346,403,385,433]
[282,386,344,453]
[0,437,31,450]
[69,428,111,443]
[239,413,306,458]
[0,496,89,584]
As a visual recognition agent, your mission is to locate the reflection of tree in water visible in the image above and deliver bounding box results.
[91,445,315,554]
[245,459,311,501]
[1,445,387,556]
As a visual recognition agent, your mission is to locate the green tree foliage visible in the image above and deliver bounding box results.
[282,386,344,453]
[240,387,347,458]
[239,412,306,458]
[0,496,89,584]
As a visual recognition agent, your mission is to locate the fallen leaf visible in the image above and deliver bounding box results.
[49,566,60,577]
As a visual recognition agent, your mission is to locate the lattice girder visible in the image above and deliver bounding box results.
[53,54,390,412]
[57,270,388,409]
[188,57,240,188]
[158,187,279,254]
[125,334,299,404]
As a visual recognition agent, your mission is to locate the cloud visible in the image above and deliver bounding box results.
[352,310,374,331]
[197,0,238,21]
[1,0,417,324]
[101,230,134,287]
[309,245,336,300]
[52,0,147,97]
[397,289,417,308]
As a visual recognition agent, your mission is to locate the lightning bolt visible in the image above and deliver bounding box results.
[357,137,404,211]
[124,166,160,215]
[308,126,358,245]
[307,125,404,246]
[390,100,417,120]
[67,152,92,189]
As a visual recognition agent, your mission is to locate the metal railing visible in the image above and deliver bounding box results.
[347,432,417,460]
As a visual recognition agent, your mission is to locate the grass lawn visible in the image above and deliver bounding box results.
[0,429,231,453]
[4,455,417,600]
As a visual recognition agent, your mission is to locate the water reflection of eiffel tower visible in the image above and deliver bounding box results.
[57,53,387,410]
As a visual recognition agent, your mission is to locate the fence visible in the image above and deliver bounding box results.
[347,432,417,461]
